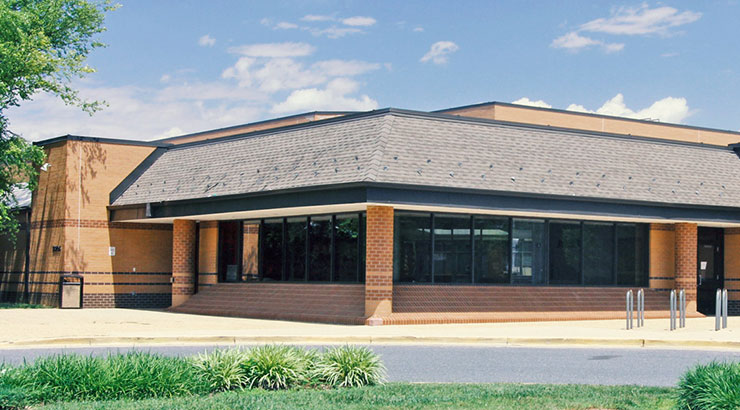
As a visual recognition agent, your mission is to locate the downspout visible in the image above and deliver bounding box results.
[23,209,31,303]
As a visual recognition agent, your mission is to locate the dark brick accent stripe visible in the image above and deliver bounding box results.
[725,228,740,235]
[649,277,675,280]
[728,300,740,316]
[650,224,675,231]
[31,219,172,231]
[199,272,218,276]
[200,221,218,229]
[726,278,740,281]
[83,293,171,308]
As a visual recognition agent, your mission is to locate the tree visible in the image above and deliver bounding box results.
[0,0,114,235]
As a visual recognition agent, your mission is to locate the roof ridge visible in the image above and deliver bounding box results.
[364,114,395,182]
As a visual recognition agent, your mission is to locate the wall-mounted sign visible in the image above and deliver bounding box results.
[109,246,116,256]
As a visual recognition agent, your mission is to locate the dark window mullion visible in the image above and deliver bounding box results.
[580,221,585,285]
[281,218,287,281]
[430,213,435,284]
[508,217,513,284]
[612,223,618,285]
[544,219,550,286]
[357,212,363,283]
[330,215,336,282]
[305,217,310,281]
[258,220,264,280]
[470,215,475,284]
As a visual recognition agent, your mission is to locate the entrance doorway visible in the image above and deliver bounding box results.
[697,227,724,315]
[218,221,242,282]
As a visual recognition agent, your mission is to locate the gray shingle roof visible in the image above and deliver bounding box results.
[111,110,740,209]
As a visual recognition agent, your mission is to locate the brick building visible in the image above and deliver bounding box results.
[2,102,739,325]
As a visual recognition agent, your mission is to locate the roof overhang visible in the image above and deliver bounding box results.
[109,182,740,226]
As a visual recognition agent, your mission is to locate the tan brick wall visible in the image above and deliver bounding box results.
[649,223,675,290]
[725,228,740,301]
[172,219,196,306]
[365,205,394,322]
[443,103,740,146]
[198,222,218,286]
[675,223,698,310]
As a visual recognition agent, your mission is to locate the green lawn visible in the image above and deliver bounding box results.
[40,383,676,410]
[0,302,50,309]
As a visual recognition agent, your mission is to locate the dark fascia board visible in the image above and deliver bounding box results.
[109,147,169,204]
[154,111,358,143]
[434,100,740,138]
[34,134,171,148]
[109,181,740,224]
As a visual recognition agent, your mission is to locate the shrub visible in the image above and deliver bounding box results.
[242,345,308,390]
[190,348,249,392]
[6,352,208,404]
[677,361,740,410]
[313,345,386,387]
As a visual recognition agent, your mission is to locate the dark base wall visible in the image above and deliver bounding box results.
[0,291,58,306]
[729,300,740,316]
[83,293,172,308]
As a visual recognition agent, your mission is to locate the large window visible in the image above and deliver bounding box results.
[393,211,648,287]
[393,213,432,283]
[230,213,365,283]
[475,217,510,284]
[433,215,472,283]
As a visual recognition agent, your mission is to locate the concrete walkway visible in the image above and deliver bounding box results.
[0,308,738,350]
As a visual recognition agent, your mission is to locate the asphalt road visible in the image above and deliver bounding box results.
[2,345,738,387]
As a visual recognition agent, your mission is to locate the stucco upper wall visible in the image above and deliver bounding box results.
[440,103,740,146]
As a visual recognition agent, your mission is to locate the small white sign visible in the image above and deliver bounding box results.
[109,246,116,256]
[700,261,707,270]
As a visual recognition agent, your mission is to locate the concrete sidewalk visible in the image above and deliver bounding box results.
[0,308,738,350]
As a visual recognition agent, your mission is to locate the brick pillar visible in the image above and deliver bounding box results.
[365,205,394,325]
[675,223,697,312]
[172,219,196,307]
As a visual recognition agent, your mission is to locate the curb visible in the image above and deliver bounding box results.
[2,335,740,350]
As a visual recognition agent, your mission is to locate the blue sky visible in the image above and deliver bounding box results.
[8,1,740,141]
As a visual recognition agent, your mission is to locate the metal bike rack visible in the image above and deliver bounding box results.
[679,289,686,329]
[636,289,644,328]
[626,290,633,330]
[669,290,677,331]
[716,289,729,331]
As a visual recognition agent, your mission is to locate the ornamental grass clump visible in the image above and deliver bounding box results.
[313,345,386,387]
[190,348,249,392]
[677,361,740,410]
[4,352,207,404]
[242,345,309,390]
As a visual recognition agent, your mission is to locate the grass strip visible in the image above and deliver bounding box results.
[40,383,676,410]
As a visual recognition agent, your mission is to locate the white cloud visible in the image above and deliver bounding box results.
[413,27,424,32]
[420,41,459,64]
[159,74,171,83]
[312,26,362,39]
[512,98,552,108]
[271,78,378,114]
[311,60,381,76]
[570,93,691,123]
[550,32,623,53]
[6,83,268,141]
[301,14,334,22]
[198,34,216,47]
[580,5,701,36]
[275,21,298,30]
[552,4,700,52]
[228,42,315,57]
[342,16,376,26]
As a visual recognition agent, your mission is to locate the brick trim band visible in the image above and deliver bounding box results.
[31,219,172,230]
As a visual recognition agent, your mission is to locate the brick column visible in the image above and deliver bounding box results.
[675,223,697,311]
[172,219,196,307]
[365,205,394,325]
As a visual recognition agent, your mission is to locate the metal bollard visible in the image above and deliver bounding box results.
[669,290,676,331]
[637,289,644,328]
[679,289,686,329]
[626,290,633,330]
[723,289,728,329]
[716,289,722,331]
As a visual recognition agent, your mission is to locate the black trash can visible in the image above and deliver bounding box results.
[59,274,84,309]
